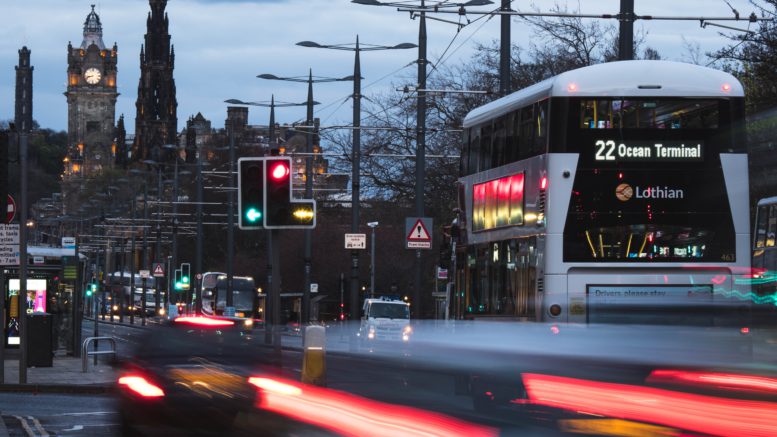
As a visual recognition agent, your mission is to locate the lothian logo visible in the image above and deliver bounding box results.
[615,183,633,201]
[615,183,684,202]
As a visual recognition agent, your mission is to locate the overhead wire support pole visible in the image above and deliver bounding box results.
[414,0,427,319]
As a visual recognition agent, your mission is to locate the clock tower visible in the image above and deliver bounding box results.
[64,5,119,178]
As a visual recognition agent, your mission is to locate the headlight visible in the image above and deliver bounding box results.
[244,319,254,328]
[367,327,375,339]
[403,325,412,334]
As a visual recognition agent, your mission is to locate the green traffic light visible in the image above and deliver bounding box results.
[246,208,262,222]
[182,276,189,284]
[175,281,183,290]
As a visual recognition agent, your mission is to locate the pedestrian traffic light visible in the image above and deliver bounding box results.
[180,263,191,290]
[264,157,316,229]
[238,158,264,229]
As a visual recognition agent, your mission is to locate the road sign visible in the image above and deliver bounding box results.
[152,262,165,277]
[405,217,433,250]
[345,233,367,249]
[437,267,448,280]
[311,283,319,293]
[6,195,15,224]
[61,236,76,255]
[0,224,20,266]
[140,270,150,279]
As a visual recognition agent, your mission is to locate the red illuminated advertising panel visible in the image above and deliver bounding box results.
[473,173,525,232]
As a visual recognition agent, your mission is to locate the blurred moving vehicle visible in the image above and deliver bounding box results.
[116,316,323,436]
[358,296,412,342]
[117,317,498,437]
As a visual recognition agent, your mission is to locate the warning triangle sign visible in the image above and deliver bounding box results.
[407,219,432,241]
[153,263,165,276]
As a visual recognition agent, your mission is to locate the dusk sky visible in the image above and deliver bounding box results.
[0,0,760,133]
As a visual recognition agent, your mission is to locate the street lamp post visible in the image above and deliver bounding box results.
[353,0,489,317]
[367,222,378,298]
[257,72,353,325]
[296,37,415,321]
[142,160,165,315]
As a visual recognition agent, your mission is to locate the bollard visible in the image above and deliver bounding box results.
[301,325,326,386]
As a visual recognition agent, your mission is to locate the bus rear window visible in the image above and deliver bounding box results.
[580,99,719,130]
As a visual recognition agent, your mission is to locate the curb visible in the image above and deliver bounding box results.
[0,383,114,395]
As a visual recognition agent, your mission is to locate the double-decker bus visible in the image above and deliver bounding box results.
[456,60,750,325]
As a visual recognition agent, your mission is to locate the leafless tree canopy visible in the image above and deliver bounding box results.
[323,2,660,223]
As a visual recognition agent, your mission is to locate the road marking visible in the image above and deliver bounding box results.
[13,415,35,437]
[61,425,83,432]
[53,411,115,417]
[28,416,49,437]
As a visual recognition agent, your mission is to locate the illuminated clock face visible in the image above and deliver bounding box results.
[84,68,101,85]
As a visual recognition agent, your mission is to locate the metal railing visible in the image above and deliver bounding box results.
[81,336,117,372]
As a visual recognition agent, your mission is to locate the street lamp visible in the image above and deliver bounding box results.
[352,1,488,317]
[258,70,354,325]
[367,222,379,298]
[296,37,415,321]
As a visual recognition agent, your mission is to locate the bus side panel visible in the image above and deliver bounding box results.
[543,154,579,322]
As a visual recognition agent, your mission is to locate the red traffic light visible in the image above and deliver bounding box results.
[270,162,289,180]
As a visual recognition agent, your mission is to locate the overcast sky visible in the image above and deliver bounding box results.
[0,0,760,133]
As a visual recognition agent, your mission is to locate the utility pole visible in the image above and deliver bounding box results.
[195,138,204,314]
[500,0,511,95]
[619,0,635,60]
[414,2,427,319]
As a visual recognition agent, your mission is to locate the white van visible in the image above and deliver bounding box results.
[359,297,412,342]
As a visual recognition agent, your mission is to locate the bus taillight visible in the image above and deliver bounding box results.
[540,176,548,190]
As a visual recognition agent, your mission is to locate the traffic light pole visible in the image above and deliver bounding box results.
[271,229,282,355]
[226,121,235,309]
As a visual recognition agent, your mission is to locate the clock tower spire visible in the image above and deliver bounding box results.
[64,4,119,178]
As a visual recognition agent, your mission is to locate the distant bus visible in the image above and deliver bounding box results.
[456,60,750,325]
[201,273,258,320]
[107,272,161,315]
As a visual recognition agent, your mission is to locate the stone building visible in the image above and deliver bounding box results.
[63,5,119,179]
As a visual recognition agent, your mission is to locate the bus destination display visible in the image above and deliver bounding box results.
[594,140,703,162]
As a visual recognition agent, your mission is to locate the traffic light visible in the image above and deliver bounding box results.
[180,263,191,290]
[238,158,264,229]
[87,282,96,297]
[174,268,183,290]
[264,157,316,229]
